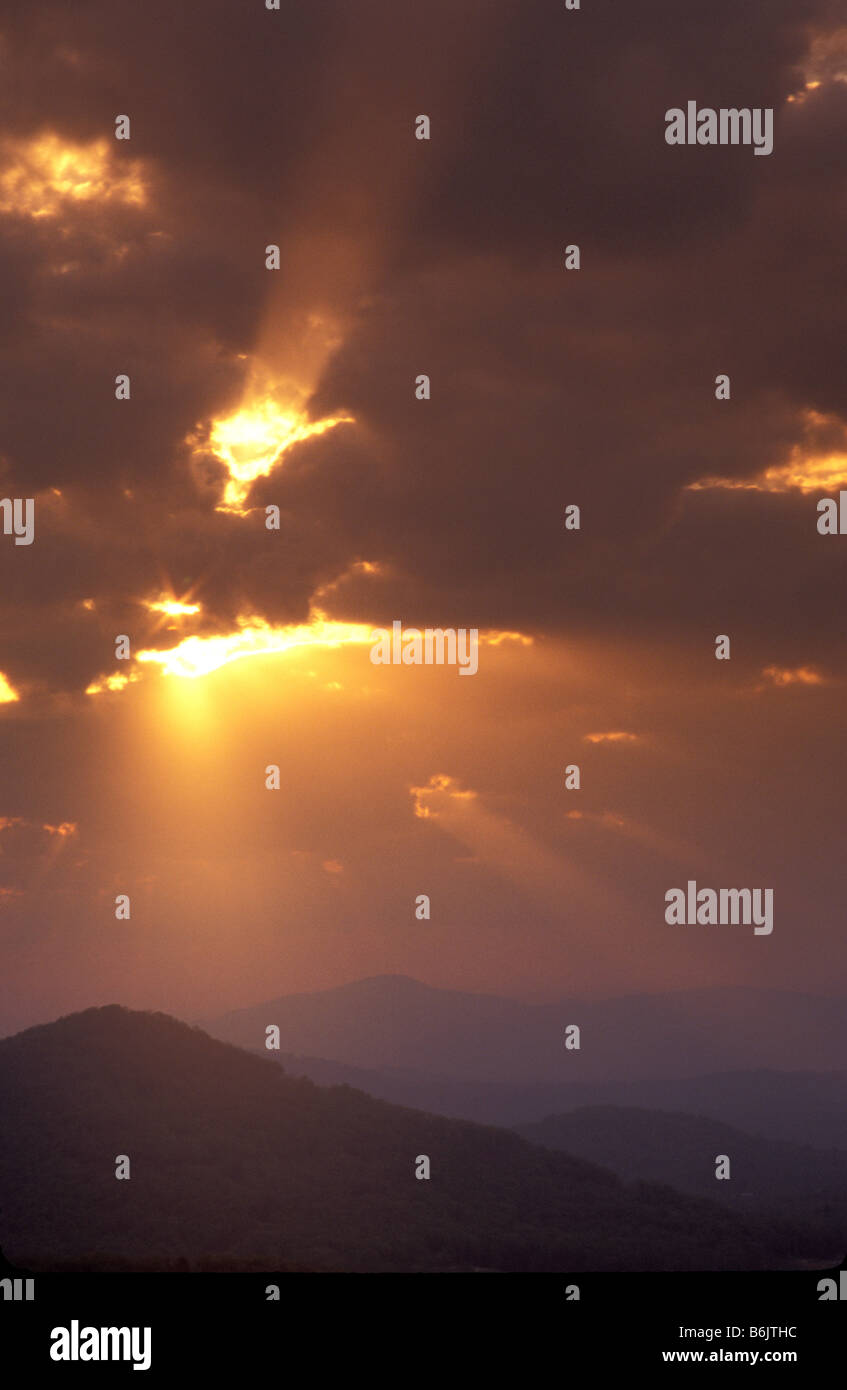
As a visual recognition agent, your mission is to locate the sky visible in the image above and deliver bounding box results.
[1,0,846,1035]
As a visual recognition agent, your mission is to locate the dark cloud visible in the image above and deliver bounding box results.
[0,1,846,1026]
[0,0,844,694]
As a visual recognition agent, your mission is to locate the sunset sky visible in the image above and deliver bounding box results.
[1,0,846,1035]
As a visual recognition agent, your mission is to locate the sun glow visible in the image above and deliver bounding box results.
[0,671,19,703]
[146,599,202,617]
[84,594,534,691]
[196,394,354,514]
[136,611,375,680]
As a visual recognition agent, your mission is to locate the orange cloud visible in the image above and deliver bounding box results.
[687,410,847,494]
[188,384,354,514]
[85,671,139,696]
[87,606,533,692]
[582,731,640,745]
[482,631,534,648]
[0,133,147,219]
[0,816,79,896]
[759,665,827,688]
[688,457,847,494]
[0,816,77,838]
[410,774,478,819]
[135,610,375,681]
[793,26,847,97]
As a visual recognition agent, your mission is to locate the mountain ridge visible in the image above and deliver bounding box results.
[0,1004,801,1273]
[197,975,847,1084]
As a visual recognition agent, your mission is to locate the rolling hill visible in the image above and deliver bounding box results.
[241,1051,847,1148]
[516,1106,847,1255]
[0,1005,800,1272]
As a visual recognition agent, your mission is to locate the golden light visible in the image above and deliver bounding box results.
[761,665,826,687]
[408,773,632,948]
[687,411,847,494]
[800,27,847,88]
[85,672,137,695]
[761,452,847,492]
[0,133,147,218]
[483,631,534,648]
[146,599,202,617]
[0,815,76,838]
[786,29,847,101]
[411,774,478,819]
[88,601,534,690]
[43,822,78,838]
[0,671,19,703]
[688,454,847,494]
[136,610,375,680]
[198,394,354,513]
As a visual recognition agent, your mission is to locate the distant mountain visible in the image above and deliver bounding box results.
[0,1006,797,1272]
[249,1053,847,1148]
[516,1106,847,1255]
[509,1072,847,1150]
[199,975,847,1085]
